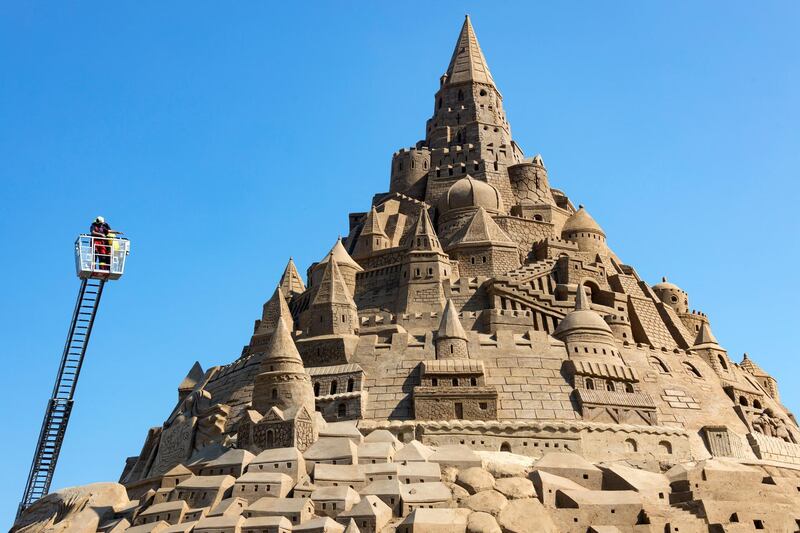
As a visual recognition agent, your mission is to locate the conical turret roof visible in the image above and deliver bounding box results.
[445,15,496,88]
[312,258,356,308]
[406,208,443,252]
[740,353,770,378]
[319,238,363,272]
[259,286,294,333]
[693,322,719,347]
[449,207,515,247]
[438,299,468,341]
[178,361,204,393]
[360,206,388,238]
[260,316,304,370]
[279,257,306,297]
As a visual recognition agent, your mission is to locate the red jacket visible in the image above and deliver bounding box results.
[91,222,111,251]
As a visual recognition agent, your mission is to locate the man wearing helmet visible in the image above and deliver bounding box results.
[90,216,116,271]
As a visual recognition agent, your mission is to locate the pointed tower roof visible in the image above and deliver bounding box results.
[361,206,388,238]
[406,208,443,252]
[740,353,770,378]
[279,258,306,297]
[319,238,364,272]
[445,15,496,87]
[312,258,356,308]
[693,322,719,347]
[179,361,204,393]
[353,206,390,260]
[449,207,515,247]
[438,299,468,341]
[259,286,294,333]
[260,316,304,370]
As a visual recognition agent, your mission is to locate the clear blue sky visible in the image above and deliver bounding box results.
[1,1,798,525]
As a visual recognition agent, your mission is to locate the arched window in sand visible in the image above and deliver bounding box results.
[739,396,749,407]
[683,362,702,379]
[649,356,669,374]
[583,280,600,302]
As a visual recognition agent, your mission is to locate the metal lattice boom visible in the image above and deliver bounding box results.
[17,277,105,517]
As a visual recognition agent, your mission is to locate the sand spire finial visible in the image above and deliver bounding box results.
[575,282,589,310]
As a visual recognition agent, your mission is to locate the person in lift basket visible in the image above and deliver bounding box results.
[90,216,123,271]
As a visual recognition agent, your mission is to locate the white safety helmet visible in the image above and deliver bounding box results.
[96,216,105,223]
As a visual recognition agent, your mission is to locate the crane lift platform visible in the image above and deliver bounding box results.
[17,234,130,518]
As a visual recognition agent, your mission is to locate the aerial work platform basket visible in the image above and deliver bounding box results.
[75,234,130,280]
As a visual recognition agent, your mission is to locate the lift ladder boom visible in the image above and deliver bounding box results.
[17,277,105,517]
